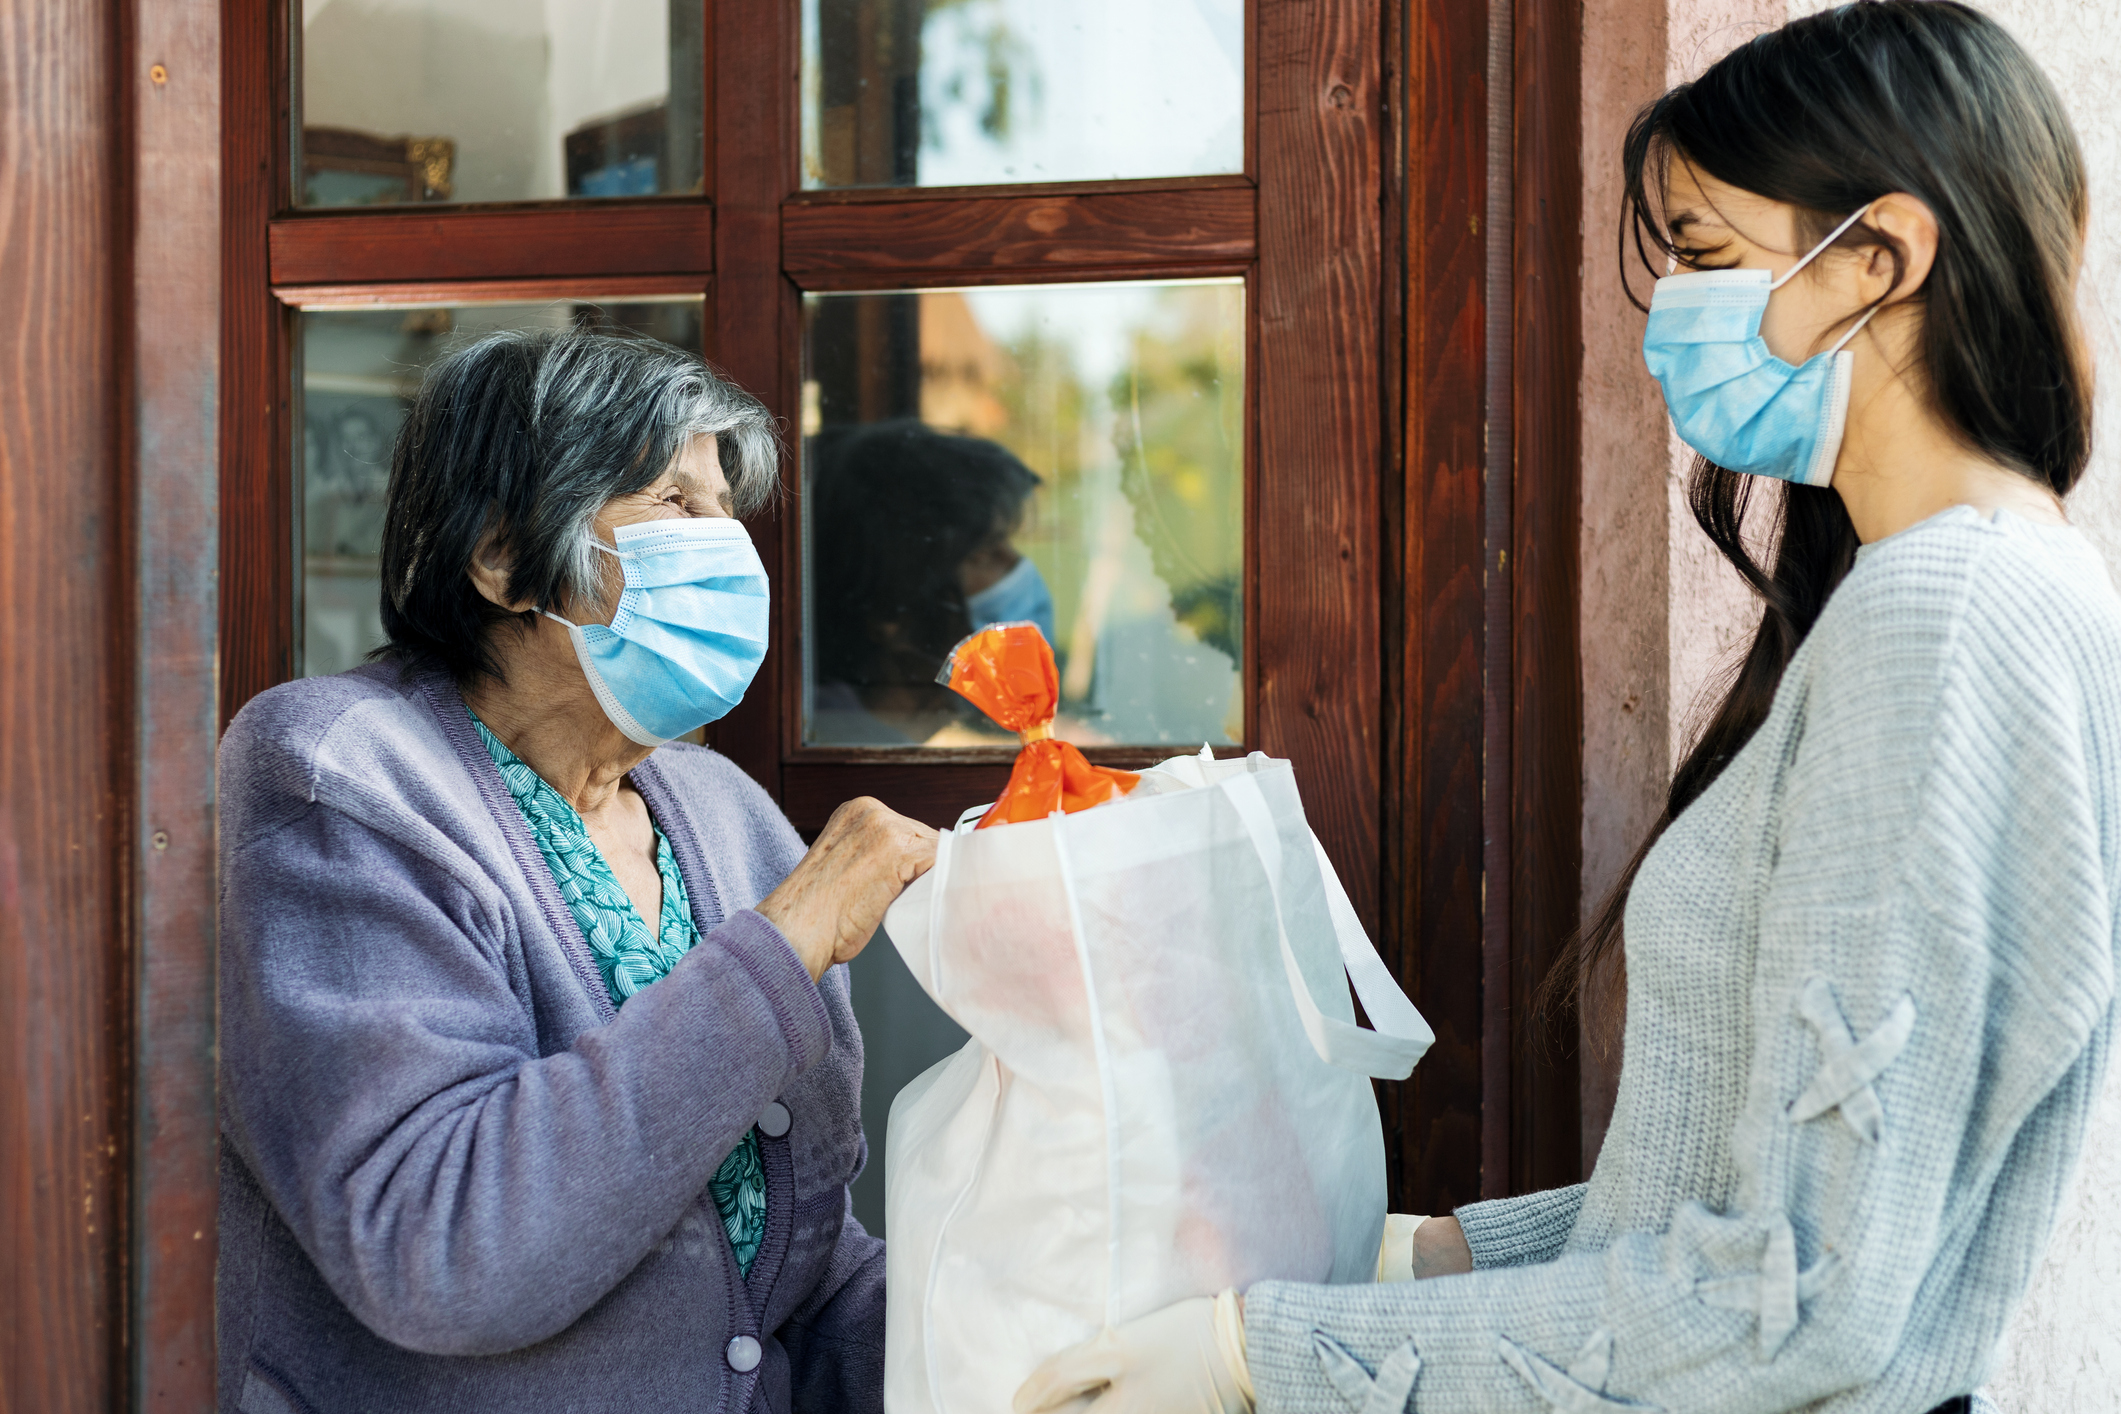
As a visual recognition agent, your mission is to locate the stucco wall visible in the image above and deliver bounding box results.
[1575,0,1784,1151]
[1575,1,2121,1406]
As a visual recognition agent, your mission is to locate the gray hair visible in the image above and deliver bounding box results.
[535,334,780,612]
[378,324,782,683]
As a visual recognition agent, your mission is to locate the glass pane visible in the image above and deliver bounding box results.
[296,0,704,207]
[801,0,1243,189]
[801,279,1244,749]
[299,299,703,676]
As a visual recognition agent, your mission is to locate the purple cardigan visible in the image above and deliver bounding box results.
[215,660,882,1414]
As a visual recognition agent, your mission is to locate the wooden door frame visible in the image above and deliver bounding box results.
[66,0,1585,1405]
[701,0,1394,959]
[1387,0,1582,1215]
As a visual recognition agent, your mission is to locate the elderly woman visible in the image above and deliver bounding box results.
[216,328,934,1414]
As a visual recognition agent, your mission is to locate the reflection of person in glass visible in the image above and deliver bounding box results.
[808,419,1052,744]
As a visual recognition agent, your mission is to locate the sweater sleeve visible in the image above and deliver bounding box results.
[1244,555,2117,1413]
[219,798,834,1358]
[1454,1185,1587,1270]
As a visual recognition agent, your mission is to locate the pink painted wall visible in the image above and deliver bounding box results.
[1574,2,2121,1403]
[1575,0,1784,1154]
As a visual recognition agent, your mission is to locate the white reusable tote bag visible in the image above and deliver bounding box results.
[880,749,1433,1414]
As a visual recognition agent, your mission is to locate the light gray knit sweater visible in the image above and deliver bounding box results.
[1247,507,2121,1413]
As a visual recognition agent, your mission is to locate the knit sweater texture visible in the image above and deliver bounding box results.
[216,659,883,1414]
[1247,507,2121,1413]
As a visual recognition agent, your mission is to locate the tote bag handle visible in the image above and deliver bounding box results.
[1222,772,1434,1080]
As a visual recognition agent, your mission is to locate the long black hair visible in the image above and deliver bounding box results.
[1550,0,2093,1051]
[807,419,1042,705]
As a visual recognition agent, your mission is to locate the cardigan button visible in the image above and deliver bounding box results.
[726,1335,762,1373]
[758,1101,791,1138]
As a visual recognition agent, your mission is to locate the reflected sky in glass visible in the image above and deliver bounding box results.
[802,0,1243,189]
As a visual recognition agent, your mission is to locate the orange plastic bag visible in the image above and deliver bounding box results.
[939,622,1139,828]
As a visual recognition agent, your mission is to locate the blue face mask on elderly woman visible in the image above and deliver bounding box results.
[1642,202,1880,487]
[541,517,770,745]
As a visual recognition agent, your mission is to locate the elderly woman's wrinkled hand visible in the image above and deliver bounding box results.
[756,798,938,980]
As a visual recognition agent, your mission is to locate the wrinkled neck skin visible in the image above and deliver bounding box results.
[457,434,738,821]
[460,612,652,820]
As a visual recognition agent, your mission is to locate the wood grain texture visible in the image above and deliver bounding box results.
[789,172,1253,205]
[268,204,716,286]
[1509,0,1583,1194]
[0,0,127,1405]
[135,0,223,1407]
[1388,0,1491,1218]
[791,260,1252,293]
[781,763,1016,834]
[1253,0,1383,927]
[781,186,1256,275]
[702,0,791,799]
[276,274,712,309]
[1479,0,1517,1202]
[219,0,285,725]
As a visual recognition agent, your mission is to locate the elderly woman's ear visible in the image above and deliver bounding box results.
[468,531,534,614]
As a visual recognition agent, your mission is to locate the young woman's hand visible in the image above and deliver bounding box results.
[1410,1215,1473,1278]
[1015,1292,1252,1414]
[755,798,937,980]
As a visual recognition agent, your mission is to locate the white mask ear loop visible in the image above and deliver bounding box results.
[1825,301,1883,356]
[537,535,629,629]
[1768,201,1876,291]
[1766,201,1883,360]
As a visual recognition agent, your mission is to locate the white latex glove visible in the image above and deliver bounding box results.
[1013,1290,1254,1414]
[1377,1213,1429,1282]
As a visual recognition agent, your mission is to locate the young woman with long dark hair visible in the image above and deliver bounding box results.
[1012,5,2116,1411]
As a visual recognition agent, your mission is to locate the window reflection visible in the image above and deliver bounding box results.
[801,0,1244,189]
[298,299,703,677]
[801,280,1244,749]
[297,0,704,207]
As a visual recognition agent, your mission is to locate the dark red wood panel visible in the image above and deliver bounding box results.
[0,0,127,1404]
[1253,0,1383,926]
[135,1,225,1406]
[269,204,716,286]
[793,260,1252,294]
[1509,0,1583,1194]
[1388,0,1490,1218]
[278,274,712,309]
[221,0,288,727]
[703,0,792,798]
[782,186,1256,275]
[1481,0,1515,1201]
[781,763,1016,834]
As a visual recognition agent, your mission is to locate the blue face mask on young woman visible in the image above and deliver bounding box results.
[965,553,1057,647]
[1642,202,1880,487]
[542,517,770,746]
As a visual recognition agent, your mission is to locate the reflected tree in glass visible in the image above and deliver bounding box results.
[802,0,1243,189]
[801,279,1245,749]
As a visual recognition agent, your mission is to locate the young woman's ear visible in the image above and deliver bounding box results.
[1862,192,1942,306]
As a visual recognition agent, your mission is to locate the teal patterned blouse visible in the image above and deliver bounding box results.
[472,714,768,1276]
